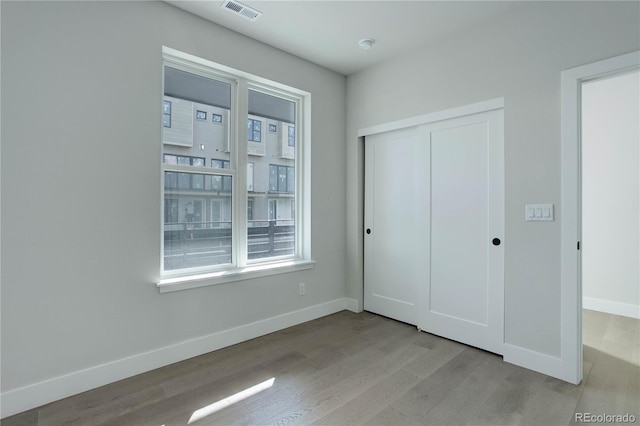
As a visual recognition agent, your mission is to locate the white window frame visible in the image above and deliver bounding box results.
[158,47,313,293]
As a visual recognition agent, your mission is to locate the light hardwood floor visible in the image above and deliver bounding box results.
[3,309,638,425]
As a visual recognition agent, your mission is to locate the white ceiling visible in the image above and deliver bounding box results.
[167,1,524,75]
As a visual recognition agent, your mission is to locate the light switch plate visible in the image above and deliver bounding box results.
[525,204,554,222]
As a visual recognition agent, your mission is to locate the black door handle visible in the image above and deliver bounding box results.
[366,228,372,235]
[492,238,501,246]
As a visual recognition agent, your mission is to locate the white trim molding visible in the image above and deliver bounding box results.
[358,98,504,138]
[503,344,564,380]
[0,298,358,419]
[560,50,640,385]
[158,259,316,293]
[583,298,640,320]
[345,297,361,313]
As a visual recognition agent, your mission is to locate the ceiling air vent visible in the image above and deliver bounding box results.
[221,0,262,22]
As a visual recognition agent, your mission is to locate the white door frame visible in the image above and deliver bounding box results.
[560,50,640,384]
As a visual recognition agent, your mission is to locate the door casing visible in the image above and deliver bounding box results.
[560,50,640,385]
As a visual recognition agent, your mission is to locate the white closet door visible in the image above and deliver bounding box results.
[364,127,429,326]
[419,109,504,354]
[364,107,504,355]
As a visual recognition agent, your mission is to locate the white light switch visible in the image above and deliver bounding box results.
[525,204,554,222]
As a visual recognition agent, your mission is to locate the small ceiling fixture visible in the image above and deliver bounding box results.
[221,0,262,22]
[358,38,375,50]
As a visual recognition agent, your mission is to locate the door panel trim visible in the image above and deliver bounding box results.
[358,98,504,138]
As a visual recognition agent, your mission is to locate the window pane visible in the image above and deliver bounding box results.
[164,154,177,164]
[268,199,276,220]
[287,167,295,193]
[163,66,234,273]
[249,90,295,123]
[248,90,296,261]
[165,172,177,189]
[278,166,287,192]
[288,125,295,147]
[248,119,262,142]
[163,101,172,128]
[223,176,232,192]
[211,175,223,191]
[208,173,230,192]
[269,165,277,192]
[163,66,232,165]
[191,174,204,190]
[212,159,230,169]
[177,173,190,189]
[165,198,179,223]
[163,171,232,270]
[164,66,231,109]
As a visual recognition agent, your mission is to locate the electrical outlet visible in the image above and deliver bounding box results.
[298,282,306,296]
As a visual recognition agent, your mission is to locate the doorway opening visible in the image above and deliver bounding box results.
[560,51,639,385]
[581,70,639,317]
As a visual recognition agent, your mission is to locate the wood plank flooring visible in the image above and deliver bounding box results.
[3,309,638,425]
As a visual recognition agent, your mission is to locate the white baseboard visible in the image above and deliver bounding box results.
[345,297,361,313]
[583,297,640,319]
[503,343,564,382]
[1,297,359,419]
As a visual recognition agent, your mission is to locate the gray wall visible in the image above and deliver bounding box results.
[582,71,640,317]
[1,0,346,410]
[346,1,640,357]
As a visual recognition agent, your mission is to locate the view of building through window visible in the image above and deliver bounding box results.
[162,63,298,273]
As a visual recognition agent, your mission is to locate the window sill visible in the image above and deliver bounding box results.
[157,259,315,293]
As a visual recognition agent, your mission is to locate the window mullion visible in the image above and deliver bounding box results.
[235,78,249,267]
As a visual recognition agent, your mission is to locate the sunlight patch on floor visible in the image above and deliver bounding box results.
[188,377,276,424]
